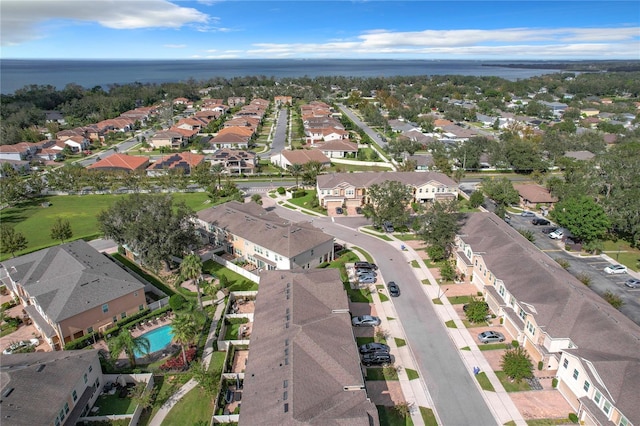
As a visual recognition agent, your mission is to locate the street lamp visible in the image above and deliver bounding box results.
[437,287,449,300]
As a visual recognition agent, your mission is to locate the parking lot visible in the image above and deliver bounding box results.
[507,213,640,325]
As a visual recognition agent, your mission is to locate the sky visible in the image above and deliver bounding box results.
[1,0,639,60]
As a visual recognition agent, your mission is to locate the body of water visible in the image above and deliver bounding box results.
[0,59,563,94]
[135,324,173,358]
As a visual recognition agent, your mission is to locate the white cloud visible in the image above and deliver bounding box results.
[1,0,210,46]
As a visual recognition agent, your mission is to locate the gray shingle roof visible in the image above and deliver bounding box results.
[317,171,457,190]
[197,201,334,259]
[239,269,378,426]
[459,213,640,421]
[0,349,100,426]
[2,240,145,322]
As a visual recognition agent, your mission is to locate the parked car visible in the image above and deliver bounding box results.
[359,342,390,354]
[354,261,377,270]
[387,281,400,297]
[2,338,39,355]
[335,207,343,215]
[532,218,550,226]
[604,264,628,274]
[356,268,376,277]
[624,278,640,288]
[382,221,395,233]
[358,275,377,284]
[521,211,535,217]
[478,331,505,344]
[548,229,564,240]
[352,315,381,327]
[362,351,392,366]
[355,207,363,215]
[541,227,556,235]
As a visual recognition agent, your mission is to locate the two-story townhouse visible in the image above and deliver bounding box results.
[1,349,105,425]
[150,131,184,149]
[196,201,334,270]
[0,240,147,350]
[208,148,257,175]
[316,171,458,212]
[453,212,640,425]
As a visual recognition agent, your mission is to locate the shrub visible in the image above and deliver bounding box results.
[64,332,99,350]
[555,258,570,269]
[552,378,558,388]
[603,291,624,309]
[568,413,579,423]
[538,361,544,370]
[464,297,489,323]
[439,261,456,282]
[469,191,484,208]
[159,347,197,371]
[277,187,285,194]
[500,346,533,383]
[511,340,519,348]
[577,272,591,286]
[426,245,446,262]
[169,294,187,311]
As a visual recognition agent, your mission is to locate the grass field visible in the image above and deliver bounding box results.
[0,193,212,260]
[161,386,214,426]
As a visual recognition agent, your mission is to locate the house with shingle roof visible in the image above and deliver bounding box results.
[87,153,150,172]
[453,212,640,426]
[513,183,557,210]
[146,152,204,176]
[270,149,331,169]
[316,171,458,212]
[196,201,334,271]
[0,240,146,350]
[314,139,358,158]
[209,148,257,175]
[208,131,252,150]
[239,268,379,426]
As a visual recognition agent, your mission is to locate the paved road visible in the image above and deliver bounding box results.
[266,203,496,425]
[270,108,288,155]
[508,213,640,325]
[336,103,388,149]
[76,129,154,167]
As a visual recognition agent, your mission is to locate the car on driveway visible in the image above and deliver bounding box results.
[532,218,550,226]
[478,331,505,344]
[387,281,400,297]
[624,278,640,288]
[352,315,381,327]
[2,338,39,355]
[354,261,377,270]
[604,264,628,274]
[382,221,394,233]
[355,206,363,215]
[362,351,392,366]
[335,207,343,215]
[358,275,377,284]
[521,211,535,217]
[359,342,390,354]
[356,268,376,277]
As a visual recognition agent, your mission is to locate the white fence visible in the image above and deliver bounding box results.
[209,253,260,283]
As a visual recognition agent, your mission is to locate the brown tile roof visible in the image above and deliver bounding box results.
[513,184,557,204]
[210,132,250,144]
[458,213,640,421]
[317,171,457,190]
[87,153,149,171]
[218,126,254,137]
[280,149,331,165]
[316,140,358,152]
[239,269,378,426]
[147,152,204,171]
[196,201,333,258]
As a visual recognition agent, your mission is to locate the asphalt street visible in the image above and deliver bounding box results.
[336,103,388,149]
[267,204,496,426]
[269,108,288,155]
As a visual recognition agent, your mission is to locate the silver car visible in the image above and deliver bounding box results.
[352,315,381,327]
[478,331,505,344]
[624,278,640,288]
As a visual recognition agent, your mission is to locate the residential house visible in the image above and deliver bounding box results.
[564,151,596,161]
[239,269,379,426]
[315,140,358,158]
[0,349,105,426]
[581,108,600,117]
[0,240,147,350]
[44,110,66,125]
[146,152,205,176]
[209,148,257,175]
[149,131,184,149]
[513,183,557,210]
[227,97,246,107]
[388,119,418,133]
[270,149,331,169]
[223,117,260,131]
[58,135,90,153]
[407,154,435,171]
[208,132,251,150]
[540,101,569,116]
[196,201,334,270]
[0,143,32,161]
[453,212,640,426]
[87,153,150,172]
[316,171,458,212]
[274,95,292,106]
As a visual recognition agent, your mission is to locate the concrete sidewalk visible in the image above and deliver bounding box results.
[148,301,226,426]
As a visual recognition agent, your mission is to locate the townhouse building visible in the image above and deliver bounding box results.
[196,201,334,271]
[454,212,639,426]
[0,240,147,350]
[316,171,458,211]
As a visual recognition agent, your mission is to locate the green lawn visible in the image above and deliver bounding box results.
[525,419,574,426]
[445,320,457,328]
[394,234,419,242]
[0,193,212,260]
[285,190,326,215]
[394,338,406,347]
[366,367,399,381]
[350,246,374,263]
[447,295,473,305]
[162,386,214,426]
[410,260,420,268]
[202,260,258,291]
[475,372,496,392]
[377,405,413,426]
[323,251,373,303]
[405,368,419,380]
[495,371,532,392]
[419,406,438,426]
[431,298,443,305]
[478,343,508,351]
[94,392,137,415]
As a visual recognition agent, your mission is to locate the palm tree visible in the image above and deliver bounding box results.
[107,329,150,368]
[180,254,204,309]
[210,163,225,190]
[289,163,303,188]
[171,313,200,366]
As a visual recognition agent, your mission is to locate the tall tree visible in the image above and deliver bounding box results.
[0,225,28,257]
[551,196,611,244]
[107,330,151,368]
[302,160,325,186]
[289,163,304,188]
[480,177,519,208]
[210,163,225,189]
[97,194,200,271]
[417,200,461,261]
[171,312,201,367]
[50,217,73,243]
[180,254,204,310]
[362,180,413,229]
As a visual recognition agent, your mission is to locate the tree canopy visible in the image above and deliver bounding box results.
[97,193,200,270]
[50,217,73,243]
[0,225,28,258]
[551,196,611,244]
[480,177,519,207]
[416,200,461,261]
[362,180,413,228]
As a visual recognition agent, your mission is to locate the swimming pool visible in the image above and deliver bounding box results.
[135,325,173,358]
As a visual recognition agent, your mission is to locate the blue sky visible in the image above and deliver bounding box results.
[1,1,639,60]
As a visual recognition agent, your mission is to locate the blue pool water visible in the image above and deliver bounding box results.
[135,325,173,358]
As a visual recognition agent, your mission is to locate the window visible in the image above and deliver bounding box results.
[72,390,78,401]
[102,304,109,313]
[603,400,611,415]
[87,326,93,334]
[121,312,127,319]
[499,286,506,297]
[59,408,65,421]
[113,316,118,323]
[134,291,138,297]
[581,381,590,393]
[139,305,144,311]
[594,390,601,404]
[311,249,314,255]
[526,321,535,335]
[573,369,579,380]
[88,365,93,373]
[620,416,629,426]
[519,308,526,321]
[64,403,69,414]
[83,373,88,384]
[563,359,569,369]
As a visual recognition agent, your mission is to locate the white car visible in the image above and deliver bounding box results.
[548,230,564,240]
[2,338,39,355]
[604,264,628,274]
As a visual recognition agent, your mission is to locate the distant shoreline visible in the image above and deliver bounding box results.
[483,60,640,72]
